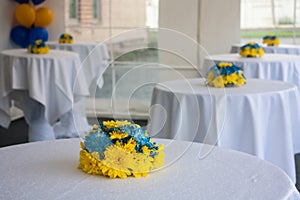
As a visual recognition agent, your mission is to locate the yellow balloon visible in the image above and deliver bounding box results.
[34,8,53,27]
[14,4,36,28]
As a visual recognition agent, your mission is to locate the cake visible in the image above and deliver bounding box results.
[206,62,246,88]
[262,34,279,46]
[78,120,165,178]
[239,42,264,57]
[27,39,49,54]
[58,33,74,44]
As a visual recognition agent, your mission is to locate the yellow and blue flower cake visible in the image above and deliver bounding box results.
[262,34,280,46]
[78,120,165,178]
[239,42,264,57]
[27,39,50,54]
[58,33,74,44]
[206,62,246,88]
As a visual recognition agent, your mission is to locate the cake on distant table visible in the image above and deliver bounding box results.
[206,62,246,88]
[262,34,280,46]
[239,42,264,57]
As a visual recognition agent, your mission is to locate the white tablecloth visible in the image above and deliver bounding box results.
[0,138,299,200]
[202,53,300,93]
[0,49,89,140]
[47,41,109,88]
[46,41,110,138]
[148,78,300,183]
[231,43,300,55]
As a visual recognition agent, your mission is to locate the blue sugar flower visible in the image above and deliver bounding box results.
[84,130,112,159]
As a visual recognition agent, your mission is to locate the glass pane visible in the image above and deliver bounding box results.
[93,0,98,19]
[69,0,77,19]
[64,0,161,118]
[241,0,300,44]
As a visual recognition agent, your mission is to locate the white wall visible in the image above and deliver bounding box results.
[158,0,240,71]
[199,0,240,55]
[0,2,17,51]
[0,0,65,51]
[42,0,65,41]
[158,0,199,67]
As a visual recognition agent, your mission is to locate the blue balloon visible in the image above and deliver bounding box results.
[32,0,45,5]
[28,27,48,44]
[10,26,29,48]
[15,0,30,3]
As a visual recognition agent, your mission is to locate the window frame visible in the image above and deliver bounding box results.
[92,0,102,25]
[68,0,79,25]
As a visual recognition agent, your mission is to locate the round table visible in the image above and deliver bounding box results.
[0,49,89,141]
[46,41,110,138]
[202,53,300,94]
[231,43,300,55]
[148,78,300,183]
[0,138,299,200]
[47,41,109,88]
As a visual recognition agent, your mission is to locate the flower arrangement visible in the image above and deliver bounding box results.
[27,39,50,54]
[206,62,246,88]
[239,42,264,57]
[58,33,74,44]
[262,34,280,46]
[78,120,165,178]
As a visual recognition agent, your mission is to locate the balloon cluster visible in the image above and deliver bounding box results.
[10,0,53,48]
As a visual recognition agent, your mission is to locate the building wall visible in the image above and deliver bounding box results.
[65,0,147,42]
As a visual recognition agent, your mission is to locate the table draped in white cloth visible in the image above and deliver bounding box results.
[231,43,300,55]
[47,41,109,88]
[148,78,300,183]
[202,54,300,93]
[0,49,89,141]
[46,41,110,138]
[0,138,299,200]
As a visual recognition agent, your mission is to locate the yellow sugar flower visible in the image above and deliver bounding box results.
[258,48,264,57]
[109,130,128,140]
[103,120,132,129]
[218,62,232,68]
[80,141,85,149]
[116,120,132,127]
[211,76,224,88]
[78,150,103,175]
[225,73,238,84]
[153,144,165,168]
[237,75,246,86]
[101,145,133,178]
[93,124,99,129]
[116,138,136,153]
[206,71,214,82]
[142,146,151,156]
[130,152,153,177]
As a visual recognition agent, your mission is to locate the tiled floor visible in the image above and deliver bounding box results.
[0,117,299,191]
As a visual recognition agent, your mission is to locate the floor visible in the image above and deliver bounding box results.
[0,117,148,147]
[0,117,299,191]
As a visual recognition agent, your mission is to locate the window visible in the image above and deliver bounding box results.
[68,0,78,24]
[65,0,197,119]
[92,0,101,23]
[241,0,299,44]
